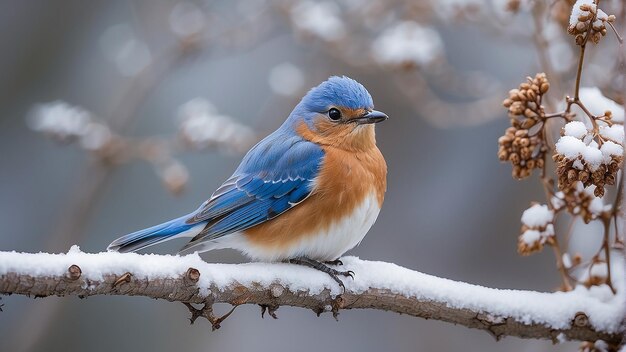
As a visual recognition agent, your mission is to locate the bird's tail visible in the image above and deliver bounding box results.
[107,216,204,253]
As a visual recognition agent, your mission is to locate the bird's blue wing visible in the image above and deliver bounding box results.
[183,131,324,245]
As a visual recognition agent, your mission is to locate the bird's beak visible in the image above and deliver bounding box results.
[354,110,389,125]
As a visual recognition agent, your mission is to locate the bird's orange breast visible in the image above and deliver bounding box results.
[243,122,387,255]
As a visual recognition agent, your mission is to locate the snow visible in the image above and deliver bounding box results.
[572,159,584,170]
[521,230,541,244]
[569,0,596,27]
[1,247,623,333]
[588,196,604,215]
[290,2,345,42]
[28,101,92,140]
[555,135,586,158]
[600,141,623,159]
[579,87,625,123]
[590,263,608,279]
[596,9,608,21]
[555,135,613,172]
[562,254,572,269]
[371,21,443,68]
[521,204,553,227]
[177,98,254,151]
[599,125,624,144]
[582,144,603,170]
[551,192,566,210]
[563,121,588,138]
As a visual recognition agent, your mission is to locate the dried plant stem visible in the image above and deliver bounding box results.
[606,21,624,43]
[548,235,573,291]
[612,175,623,246]
[531,1,562,109]
[601,217,617,294]
[574,44,586,100]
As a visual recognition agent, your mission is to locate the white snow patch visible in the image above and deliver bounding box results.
[521,230,541,244]
[582,144,604,171]
[589,197,604,215]
[555,134,612,171]
[579,87,625,123]
[563,121,588,138]
[556,135,586,158]
[573,159,585,170]
[290,2,345,42]
[590,263,608,279]
[551,192,566,210]
[521,204,553,227]
[562,253,573,269]
[569,0,596,27]
[599,125,624,144]
[600,140,622,159]
[371,21,443,68]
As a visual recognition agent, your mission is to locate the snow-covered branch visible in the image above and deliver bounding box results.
[0,247,623,345]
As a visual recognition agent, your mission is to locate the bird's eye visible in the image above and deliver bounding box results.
[328,108,342,121]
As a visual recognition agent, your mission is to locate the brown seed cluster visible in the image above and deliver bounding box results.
[567,1,616,45]
[518,203,554,256]
[554,150,621,198]
[498,73,550,179]
[552,184,605,223]
[517,232,544,256]
[517,222,554,256]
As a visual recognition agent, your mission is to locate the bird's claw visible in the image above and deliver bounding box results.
[325,259,344,266]
[341,270,355,279]
[288,257,355,293]
[259,304,279,319]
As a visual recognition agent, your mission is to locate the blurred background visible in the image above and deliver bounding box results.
[0,0,623,351]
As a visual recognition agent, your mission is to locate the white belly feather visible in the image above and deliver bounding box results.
[198,192,381,261]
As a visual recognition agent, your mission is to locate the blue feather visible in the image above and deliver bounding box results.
[178,136,323,252]
[107,216,197,253]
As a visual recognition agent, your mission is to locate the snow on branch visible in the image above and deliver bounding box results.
[0,247,623,344]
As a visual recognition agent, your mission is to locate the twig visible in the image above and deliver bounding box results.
[575,43,587,99]
[601,217,617,294]
[547,235,574,291]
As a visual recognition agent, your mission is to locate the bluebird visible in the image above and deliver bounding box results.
[108,76,388,289]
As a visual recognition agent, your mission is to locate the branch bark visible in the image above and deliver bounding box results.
[0,250,623,345]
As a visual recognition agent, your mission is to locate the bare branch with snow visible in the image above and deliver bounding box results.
[0,248,623,345]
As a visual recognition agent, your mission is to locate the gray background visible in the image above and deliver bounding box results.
[0,1,603,351]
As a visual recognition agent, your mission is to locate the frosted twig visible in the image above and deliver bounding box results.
[0,249,623,344]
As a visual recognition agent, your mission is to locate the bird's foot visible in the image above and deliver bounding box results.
[288,257,354,292]
[259,304,279,319]
[324,258,344,266]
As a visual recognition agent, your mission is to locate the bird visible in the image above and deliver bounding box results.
[108,76,388,289]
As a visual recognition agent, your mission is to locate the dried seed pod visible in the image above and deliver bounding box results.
[554,121,623,199]
[518,204,555,256]
[567,1,614,45]
[498,74,551,180]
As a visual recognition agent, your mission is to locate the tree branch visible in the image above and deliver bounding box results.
[0,249,623,345]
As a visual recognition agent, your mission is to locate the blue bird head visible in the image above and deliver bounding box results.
[284,76,388,149]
